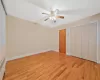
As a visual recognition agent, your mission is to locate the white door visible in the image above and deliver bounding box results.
[67,22,97,62]
[81,23,97,62]
[69,26,82,58]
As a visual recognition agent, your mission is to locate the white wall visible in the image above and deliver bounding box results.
[0,1,6,61]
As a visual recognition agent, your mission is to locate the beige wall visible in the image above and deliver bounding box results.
[6,15,59,59]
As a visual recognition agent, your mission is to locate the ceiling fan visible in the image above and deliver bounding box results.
[27,0,96,24]
[42,9,64,23]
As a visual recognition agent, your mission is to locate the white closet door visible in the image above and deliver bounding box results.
[69,26,82,58]
[81,23,97,62]
[81,25,89,60]
[88,23,97,62]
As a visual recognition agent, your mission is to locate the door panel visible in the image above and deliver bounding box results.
[82,23,97,62]
[88,23,97,62]
[81,25,89,60]
[70,27,82,58]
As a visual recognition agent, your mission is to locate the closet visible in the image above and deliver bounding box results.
[67,22,98,62]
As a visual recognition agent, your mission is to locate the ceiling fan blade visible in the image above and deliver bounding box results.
[42,13,49,15]
[34,16,49,24]
[44,18,49,21]
[56,16,64,19]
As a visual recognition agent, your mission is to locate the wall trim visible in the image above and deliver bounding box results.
[7,49,57,61]
[54,50,59,52]
[97,21,100,64]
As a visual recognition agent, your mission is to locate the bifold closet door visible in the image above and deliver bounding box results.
[81,23,97,62]
[69,27,82,58]
[67,22,97,62]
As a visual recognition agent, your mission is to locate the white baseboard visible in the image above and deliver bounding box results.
[7,49,57,61]
[7,52,37,61]
[54,50,59,52]
[97,60,100,64]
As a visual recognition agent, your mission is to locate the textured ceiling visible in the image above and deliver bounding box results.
[4,0,100,27]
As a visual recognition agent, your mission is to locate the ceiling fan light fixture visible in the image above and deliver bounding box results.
[49,16,56,20]
[42,8,64,23]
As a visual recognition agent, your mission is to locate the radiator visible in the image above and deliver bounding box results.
[0,58,6,80]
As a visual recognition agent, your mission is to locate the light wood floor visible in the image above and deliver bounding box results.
[4,51,100,80]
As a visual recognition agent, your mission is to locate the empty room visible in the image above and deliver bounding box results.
[0,0,100,80]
